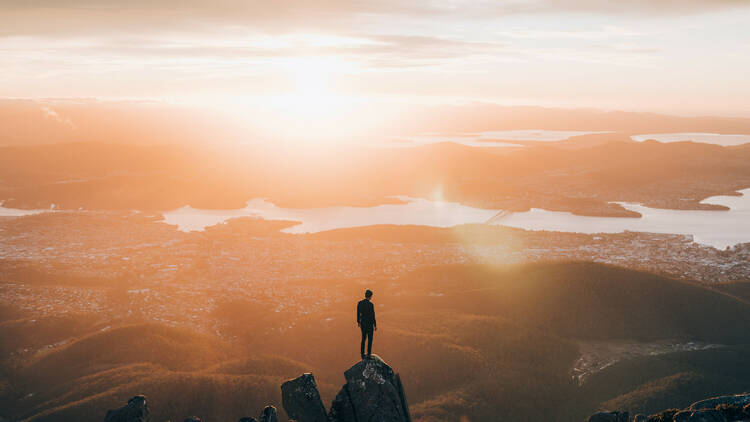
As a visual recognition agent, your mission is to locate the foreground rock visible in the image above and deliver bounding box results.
[673,409,727,422]
[690,394,750,411]
[282,355,410,422]
[104,395,150,422]
[281,373,328,422]
[328,354,410,422]
[589,411,629,422]
[590,393,750,422]
[103,396,278,422]
[259,406,278,422]
[104,357,409,422]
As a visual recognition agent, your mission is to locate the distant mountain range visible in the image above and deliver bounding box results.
[1,137,749,216]
[4,99,750,147]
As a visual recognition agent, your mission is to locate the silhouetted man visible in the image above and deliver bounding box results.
[357,289,377,359]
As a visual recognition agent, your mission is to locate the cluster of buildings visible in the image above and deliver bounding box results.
[1,211,749,333]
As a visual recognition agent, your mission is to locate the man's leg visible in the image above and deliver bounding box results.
[360,326,367,358]
[366,326,373,357]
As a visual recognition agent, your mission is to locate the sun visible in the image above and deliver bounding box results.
[274,57,347,117]
[197,55,372,146]
[256,56,364,143]
[290,58,333,100]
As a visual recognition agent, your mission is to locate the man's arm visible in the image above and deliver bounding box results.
[372,303,377,329]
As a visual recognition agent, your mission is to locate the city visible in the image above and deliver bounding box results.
[2,211,748,338]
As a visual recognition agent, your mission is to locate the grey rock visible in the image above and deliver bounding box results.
[259,405,278,422]
[395,373,410,421]
[674,409,728,422]
[632,414,647,422]
[329,354,410,422]
[238,418,258,422]
[281,373,328,422]
[689,394,750,411]
[329,384,357,422]
[104,395,150,422]
[588,411,629,422]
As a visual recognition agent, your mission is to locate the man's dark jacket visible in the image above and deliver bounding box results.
[357,299,376,328]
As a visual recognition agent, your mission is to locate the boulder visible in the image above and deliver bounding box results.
[689,394,750,411]
[587,411,629,422]
[329,354,410,422]
[395,373,410,421]
[238,418,258,422]
[632,415,647,422]
[281,373,328,422]
[104,395,150,422]
[259,405,278,422]
[329,385,357,422]
[673,409,728,422]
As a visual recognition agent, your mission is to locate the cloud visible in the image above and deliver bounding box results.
[0,1,422,37]
[0,0,746,38]
[41,105,77,129]
[1,0,748,113]
[521,0,748,15]
[1,31,506,71]
[497,26,649,40]
[347,35,507,68]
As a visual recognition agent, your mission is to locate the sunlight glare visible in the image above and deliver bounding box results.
[258,56,364,144]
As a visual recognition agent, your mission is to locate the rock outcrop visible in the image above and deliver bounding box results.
[104,357,409,422]
[689,394,750,411]
[590,393,750,422]
[104,395,150,422]
[589,411,630,422]
[283,354,410,422]
[259,406,279,422]
[673,409,727,422]
[100,373,750,422]
[281,373,328,422]
[329,355,410,422]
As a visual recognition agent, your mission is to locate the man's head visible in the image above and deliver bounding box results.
[365,289,373,299]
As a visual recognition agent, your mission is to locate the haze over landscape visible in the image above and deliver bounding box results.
[2,1,750,422]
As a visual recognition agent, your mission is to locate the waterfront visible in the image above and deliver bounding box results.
[495,189,750,249]
[631,133,750,146]
[161,196,499,233]
[161,189,750,249]
[0,203,46,217]
[390,130,609,147]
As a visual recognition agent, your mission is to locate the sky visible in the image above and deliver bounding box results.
[2,0,750,119]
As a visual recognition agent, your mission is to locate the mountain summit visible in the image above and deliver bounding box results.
[103,355,410,422]
[285,354,410,422]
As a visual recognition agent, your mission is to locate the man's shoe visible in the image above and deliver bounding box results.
[361,354,366,360]
[366,354,372,359]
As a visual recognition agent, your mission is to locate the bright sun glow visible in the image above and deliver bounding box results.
[275,57,343,117]
[254,56,365,143]
[190,55,375,146]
